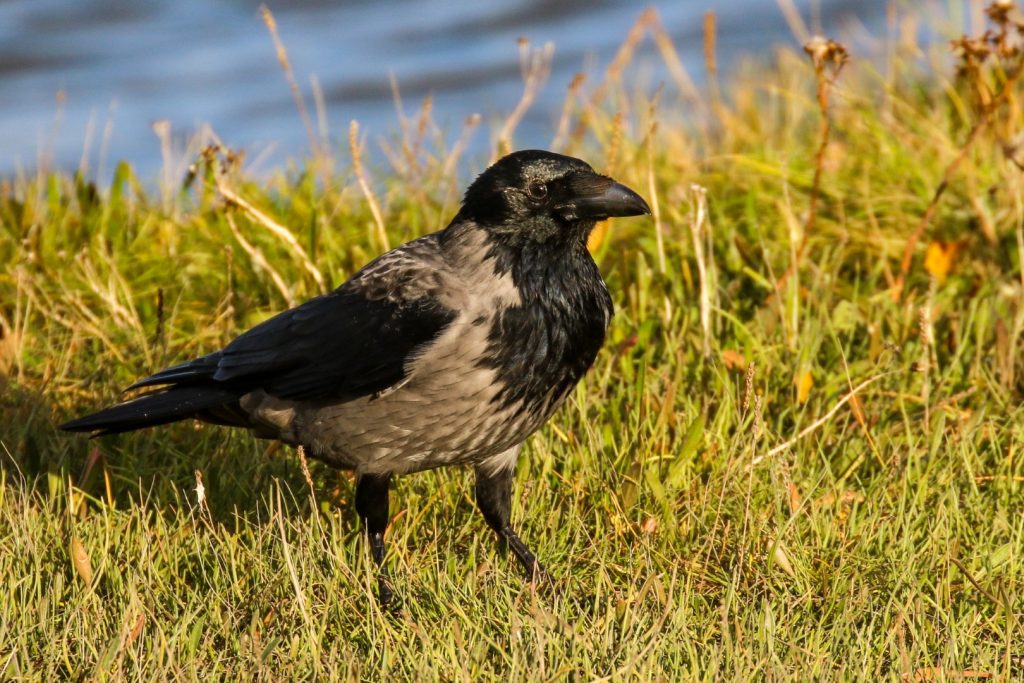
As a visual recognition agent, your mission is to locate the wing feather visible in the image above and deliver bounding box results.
[128,234,457,403]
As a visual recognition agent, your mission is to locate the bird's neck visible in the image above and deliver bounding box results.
[466,226,614,417]
[445,222,595,292]
[502,239,596,303]
[439,221,611,322]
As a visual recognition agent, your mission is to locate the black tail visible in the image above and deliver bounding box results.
[59,386,242,436]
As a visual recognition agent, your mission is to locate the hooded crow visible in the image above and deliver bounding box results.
[61,149,651,605]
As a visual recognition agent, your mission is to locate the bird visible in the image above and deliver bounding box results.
[60,149,651,606]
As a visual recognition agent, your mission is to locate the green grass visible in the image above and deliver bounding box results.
[3,5,1024,680]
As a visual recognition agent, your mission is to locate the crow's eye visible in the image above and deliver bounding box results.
[527,181,548,201]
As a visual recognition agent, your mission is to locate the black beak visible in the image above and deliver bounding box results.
[555,174,651,222]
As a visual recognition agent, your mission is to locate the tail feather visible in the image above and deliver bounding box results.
[59,386,241,436]
[126,354,219,391]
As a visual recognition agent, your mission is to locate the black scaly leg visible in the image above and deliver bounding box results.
[354,472,396,607]
[474,464,551,583]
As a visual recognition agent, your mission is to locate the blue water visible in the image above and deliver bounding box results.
[0,0,887,179]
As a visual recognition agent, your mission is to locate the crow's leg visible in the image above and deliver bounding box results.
[354,472,396,607]
[474,452,550,583]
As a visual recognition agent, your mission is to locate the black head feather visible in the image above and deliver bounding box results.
[456,150,649,247]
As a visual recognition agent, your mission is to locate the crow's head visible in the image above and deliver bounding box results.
[457,150,650,246]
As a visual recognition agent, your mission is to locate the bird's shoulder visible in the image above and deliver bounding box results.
[342,232,451,304]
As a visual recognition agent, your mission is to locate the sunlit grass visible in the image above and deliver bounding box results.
[2,4,1024,680]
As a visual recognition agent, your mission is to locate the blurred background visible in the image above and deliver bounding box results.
[0,0,890,179]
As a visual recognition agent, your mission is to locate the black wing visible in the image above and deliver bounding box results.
[129,236,457,402]
[61,235,457,435]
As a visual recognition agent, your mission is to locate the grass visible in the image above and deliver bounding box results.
[2,3,1024,680]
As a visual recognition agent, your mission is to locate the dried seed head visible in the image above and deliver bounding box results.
[951,34,993,62]
[742,362,756,414]
[987,0,1014,25]
[803,36,849,72]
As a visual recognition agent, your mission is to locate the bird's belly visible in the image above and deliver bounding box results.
[297,389,524,474]
[292,316,561,474]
